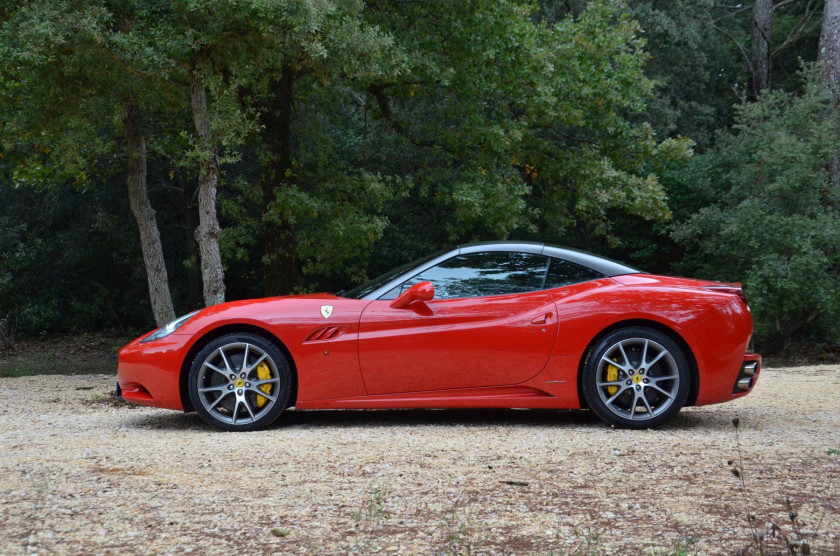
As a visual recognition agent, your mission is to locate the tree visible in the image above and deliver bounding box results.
[122,98,178,324]
[751,0,774,97]
[0,1,177,326]
[821,0,840,94]
[820,0,840,187]
[189,52,226,306]
[672,67,840,350]
[707,0,823,100]
[361,0,691,256]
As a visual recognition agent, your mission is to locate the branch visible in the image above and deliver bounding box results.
[93,39,153,79]
[771,0,797,13]
[712,5,753,21]
[770,0,822,57]
[367,85,435,147]
[713,22,756,79]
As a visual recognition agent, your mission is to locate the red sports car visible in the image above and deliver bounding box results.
[117,241,761,431]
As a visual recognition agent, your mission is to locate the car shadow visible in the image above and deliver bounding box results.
[279,408,601,429]
[119,406,719,432]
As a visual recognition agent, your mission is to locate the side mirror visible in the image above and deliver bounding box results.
[390,281,435,309]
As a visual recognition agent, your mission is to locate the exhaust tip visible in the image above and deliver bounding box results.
[737,377,753,391]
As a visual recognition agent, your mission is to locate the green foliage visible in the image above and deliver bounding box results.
[360,0,691,256]
[627,0,742,150]
[0,180,154,334]
[0,0,835,355]
[672,67,840,347]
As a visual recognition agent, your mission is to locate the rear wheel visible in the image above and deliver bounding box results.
[188,333,291,431]
[582,327,690,429]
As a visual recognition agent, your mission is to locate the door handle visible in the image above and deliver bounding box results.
[531,312,553,325]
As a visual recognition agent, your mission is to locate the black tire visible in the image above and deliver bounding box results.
[188,332,292,432]
[581,327,690,429]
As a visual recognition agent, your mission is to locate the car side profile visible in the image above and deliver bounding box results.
[117,241,761,431]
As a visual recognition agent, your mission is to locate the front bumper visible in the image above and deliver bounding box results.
[117,335,191,410]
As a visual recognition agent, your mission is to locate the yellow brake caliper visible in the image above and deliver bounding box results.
[606,359,619,395]
[256,362,272,408]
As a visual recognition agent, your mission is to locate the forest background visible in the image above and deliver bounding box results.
[1,0,839,357]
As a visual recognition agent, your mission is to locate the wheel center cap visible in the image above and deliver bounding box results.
[235,378,245,388]
[632,374,643,384]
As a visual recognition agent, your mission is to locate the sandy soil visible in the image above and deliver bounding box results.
[1,366,838,555]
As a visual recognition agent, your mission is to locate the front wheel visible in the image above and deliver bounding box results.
[188,333,292,431]
[582,327,690,429]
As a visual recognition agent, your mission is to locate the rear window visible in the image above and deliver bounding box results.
[544,257,603,289]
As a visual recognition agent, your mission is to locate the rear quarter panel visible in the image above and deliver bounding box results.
[548,277,734,356]
[545,277,752,406]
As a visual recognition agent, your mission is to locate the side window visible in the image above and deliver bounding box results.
[402,252,549,299]
[545,257,603,289]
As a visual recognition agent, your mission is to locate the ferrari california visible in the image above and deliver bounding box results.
[117,241,761,431]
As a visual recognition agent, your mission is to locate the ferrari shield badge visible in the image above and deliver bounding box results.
[320,305,334,319]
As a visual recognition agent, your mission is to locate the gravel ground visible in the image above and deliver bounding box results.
[1,366,838,555]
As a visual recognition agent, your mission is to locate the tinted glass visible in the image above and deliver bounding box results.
[402,252,549,299]
[545,257,603,289]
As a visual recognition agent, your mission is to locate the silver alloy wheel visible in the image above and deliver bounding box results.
[195,341,282,426]
[595,337,680,421]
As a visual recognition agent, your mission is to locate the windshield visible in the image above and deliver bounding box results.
[339,249,449,299]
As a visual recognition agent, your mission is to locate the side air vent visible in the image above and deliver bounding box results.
[305,326,348,342]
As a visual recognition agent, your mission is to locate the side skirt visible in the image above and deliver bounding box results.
[294,385,570,410]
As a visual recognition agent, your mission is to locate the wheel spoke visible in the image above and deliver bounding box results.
[649,374,677,385]
[242,343,250,370]
[207,391,231,410]
[629,392,638,419]
[203,361,227,377]
[647,383,675,399]
[242,397,256,421]
[647,350,666,369]
[199,385,228,394]
[219,347,234,373]
[641,339,649,367]
[231,398,240,424]
[639,390,654,416]
[251,378,279,387]
[605,385,629,405]
[617,341,632,368]
[597,379,625,387]
[600,355,631,373]
[245,353,268,373]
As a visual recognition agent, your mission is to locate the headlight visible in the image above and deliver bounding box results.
[141,311,199,343]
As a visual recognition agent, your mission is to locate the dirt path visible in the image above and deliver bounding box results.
[2,367,838,555]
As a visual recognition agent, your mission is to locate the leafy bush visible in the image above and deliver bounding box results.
[672,67,840,350]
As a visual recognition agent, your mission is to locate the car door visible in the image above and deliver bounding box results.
[358,251,559,395]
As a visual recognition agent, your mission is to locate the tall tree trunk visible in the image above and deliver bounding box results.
[121,99,176,326]
[750,0,773,99]
[189,54,226,306]
[260,64,296,296]
[820,0,840,188]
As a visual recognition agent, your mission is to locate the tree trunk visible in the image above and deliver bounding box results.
[749,0,773,99]
[121,99,176,326]
[189,54,226,306]
[260,63,296,296]
[820,0,840,188]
